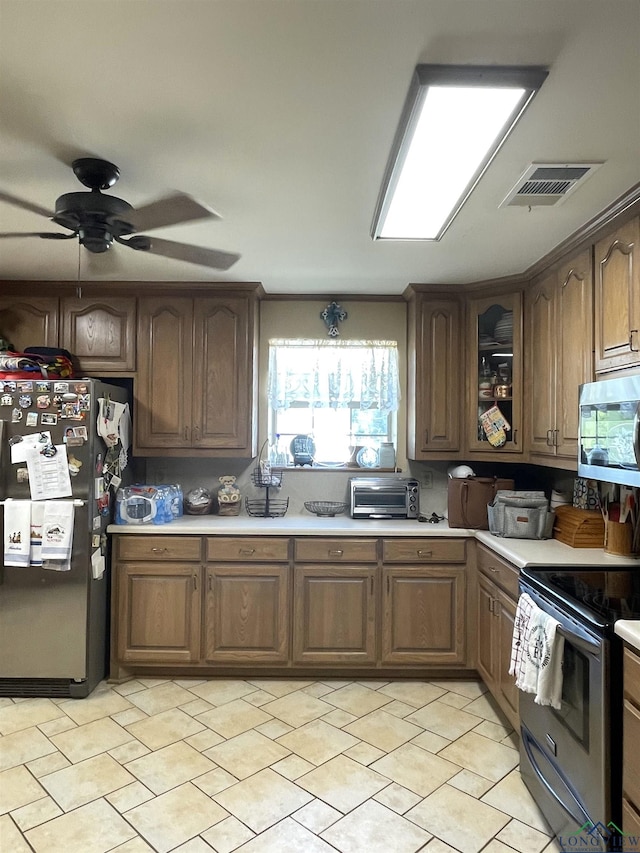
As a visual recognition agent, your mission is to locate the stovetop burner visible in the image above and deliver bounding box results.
[521,566,640,626]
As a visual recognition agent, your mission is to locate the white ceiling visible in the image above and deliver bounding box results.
[0,0,638,294]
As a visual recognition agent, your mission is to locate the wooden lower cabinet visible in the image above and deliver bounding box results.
[205,564,289,663]
[111,533,475,677]
[116,562,202,664]
[476,545,519,729]
[292,566,377,664]
[381,567,466,665]
[623,646,640,834]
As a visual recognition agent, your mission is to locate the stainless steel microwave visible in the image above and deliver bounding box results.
[349,477,420,519]
[578,376,640,487]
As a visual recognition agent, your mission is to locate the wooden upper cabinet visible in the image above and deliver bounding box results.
[407,292,461,458]
[526,272,556,458]
[0,297,59,350]
[61,296,136,373]
[192,296,252,450]
[555,251,593,459]
[526,249,593,464]
[136,297,193,450]
[135,292,258,455]
[466,290,523,454]
[594,216,640,373]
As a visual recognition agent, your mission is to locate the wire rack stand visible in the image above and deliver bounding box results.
[245,467,289,517]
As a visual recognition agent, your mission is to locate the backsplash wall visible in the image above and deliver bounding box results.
[143,457,577,519]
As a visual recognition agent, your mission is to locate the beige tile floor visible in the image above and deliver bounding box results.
[0,677,561,853]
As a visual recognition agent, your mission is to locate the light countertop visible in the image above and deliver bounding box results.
[108,515,472,537]
[615,620,640,653]
[108,515,640,569]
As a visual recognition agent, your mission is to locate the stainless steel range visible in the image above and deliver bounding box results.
[518,566,640,851]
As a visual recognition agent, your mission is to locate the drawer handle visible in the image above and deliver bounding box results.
[328,549,343,556]
[151,547,167,553]
[417,550,432,557]
[239,548,256,555]
[489,566,500,573]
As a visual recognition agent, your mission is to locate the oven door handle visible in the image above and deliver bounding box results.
[556,625,601,657]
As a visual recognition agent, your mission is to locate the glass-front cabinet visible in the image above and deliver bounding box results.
[467,292,523,454]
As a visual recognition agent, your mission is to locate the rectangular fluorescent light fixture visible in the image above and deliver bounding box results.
[371,65,548,241]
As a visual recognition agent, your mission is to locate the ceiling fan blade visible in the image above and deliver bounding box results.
[126,192,221,233]
[0,190,54,219]
[128,235,240,270]
[0,231,76,240]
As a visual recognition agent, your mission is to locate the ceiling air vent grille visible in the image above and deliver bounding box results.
[500,162,603,208]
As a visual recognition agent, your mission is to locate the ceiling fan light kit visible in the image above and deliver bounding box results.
[0,157,241,270]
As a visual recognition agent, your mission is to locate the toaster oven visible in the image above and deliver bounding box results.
[349,477,420,519]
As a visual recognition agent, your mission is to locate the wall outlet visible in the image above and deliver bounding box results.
[422,471,433,488]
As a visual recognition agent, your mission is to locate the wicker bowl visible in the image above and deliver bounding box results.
[304,501,349,517]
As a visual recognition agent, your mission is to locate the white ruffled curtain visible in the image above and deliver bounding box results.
[268,339,400,411]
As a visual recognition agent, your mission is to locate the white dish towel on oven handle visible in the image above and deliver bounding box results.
[517,604,564,710]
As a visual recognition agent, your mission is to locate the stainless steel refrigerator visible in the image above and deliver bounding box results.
[0,378,131,698]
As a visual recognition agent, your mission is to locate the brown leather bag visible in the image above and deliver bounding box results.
[447,476,515,529]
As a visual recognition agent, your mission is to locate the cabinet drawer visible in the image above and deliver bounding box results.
[625,647,640,704]
[477,545,519,599]
[116,536,201,562]
[382,538,466,564]
[294,538,377,563]
[623,698,640,808]
[207,537,289,562]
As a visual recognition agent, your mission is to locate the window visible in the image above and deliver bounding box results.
[267,339,400,467]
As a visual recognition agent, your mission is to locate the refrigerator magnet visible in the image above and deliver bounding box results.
[1,393,13,406]
[17,381,33,392]
[26,412,38,427]
[36,395,51,408]
[41,413,57,425]
[35,381,49,392]
[11,408,23,422]
[53,382,69,393]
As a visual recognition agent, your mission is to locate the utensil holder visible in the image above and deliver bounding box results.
[604,520,633,556]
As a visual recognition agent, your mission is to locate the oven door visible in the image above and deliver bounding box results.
[518,581,615,847]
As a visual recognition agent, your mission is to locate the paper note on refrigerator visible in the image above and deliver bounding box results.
[25,445,72,500]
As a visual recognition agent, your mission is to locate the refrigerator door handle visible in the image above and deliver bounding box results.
[0,499,87,507]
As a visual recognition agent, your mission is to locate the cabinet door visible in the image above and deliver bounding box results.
[594,217,640,372]
[409,297,461,456]
[467,291,523,453]
[136,297,193,450]
[205,564,289,662]
[116,563,201,663]
[381,566,465,665]
[495,590,519,730]
[476,573,497,689]
[61,297,136,372]
[293,566,376,664]
[555,250,593,459]
[192,295,256,452]
[0,297,58,350]
[526,272,556,457]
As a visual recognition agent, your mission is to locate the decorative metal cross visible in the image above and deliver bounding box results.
[321,301,348,337]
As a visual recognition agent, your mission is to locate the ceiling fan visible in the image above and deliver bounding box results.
[0,157,241,270]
